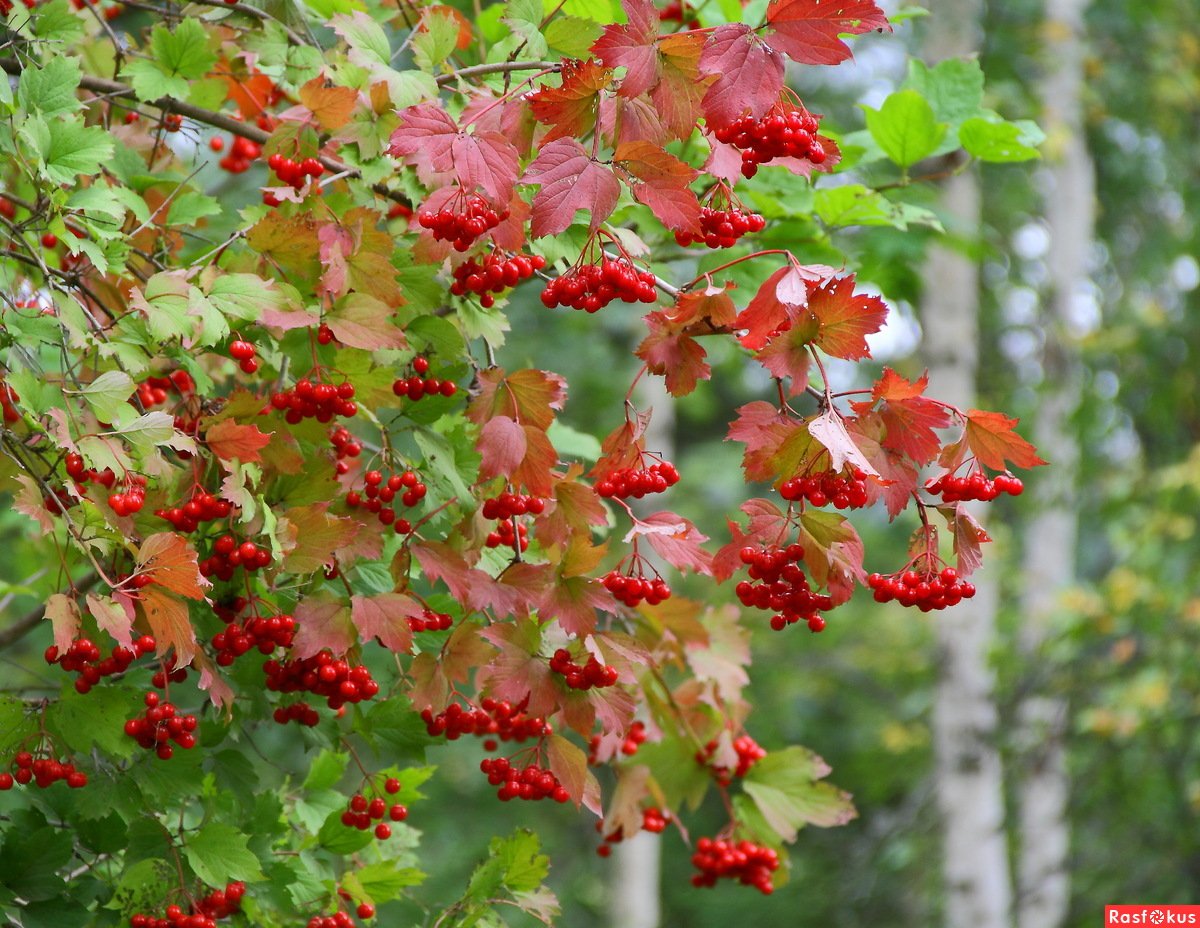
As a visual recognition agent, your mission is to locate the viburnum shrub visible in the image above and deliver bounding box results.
[0,0,1043,921]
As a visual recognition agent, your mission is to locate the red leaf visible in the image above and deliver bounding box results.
[478,619,557,717]
[138,587,198,667]
[467,368,568,431]
[546,733,599,808]
[195,651,235,712]
[806,410,879,476]
[615,141,701,232]
[626,511,713,575]
[850,368,951,466]
[511,424,559,498]
[292,593,355,658]
[727,401,806,482]
[45,594,80,654]
[671,282,738,328]
[592,0,660,97]
[797,510,865,604]
[754,327,812,394]
[806,275,887,360]
[712,498,788,581]
[636,311,710,397]
[848,415,917,520]
[86,592,135,651]
[940,503,992,577]
[136,533,209,600]
[351,593,419,653]
[653,32,709,139]
[735,263,836,351]
[477,415,528,482]
[963,409,1048,471]
[699,24,784,127]
[614,96,669,146]
[522,139,621,237]
[528,59,614,142]
[765,0,889,66]
[592,409,652,480]
[205,419,272,464]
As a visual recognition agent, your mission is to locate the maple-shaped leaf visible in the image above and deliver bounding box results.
[547,733,602,810]
[45,594,81,654]
[807,410,879,477]
[698,24,784,128]
[477,415,526,482]
[297,77,358,131]
[138,587,198,667]
[615,141,701,232]
[592,409,652,479]
[467,368,568,431]
[805,275,887,360]
[798,510,865,604]
[848,415,916,520]
[726,401,811,482]
[529,59,614,143]
[963,409,1048,471]
[940,503,992,578]
[626,512,713,575]
[12,474,57,533]
[636,312,710,397]
[615,95,669,146]
[684,605,751,704]
[412,541,480,606]
[194,652,235,714]
[136,533,209,600]
[533,466,608,548]
[712,499,790,581]
[755,327,812,394]
[205,419,272,464]
[277,503,362,574]
[351,593,419,654]
[542,537,613,637]
[478,619,558,717]
[324,293,408,350]
[292,593,355,658]
[87,592,135,650]
[765,0,889,66]
[742,745,856,841]
[522,138,621,237]
[604,764,654,834]
[850,368,951,466]
[735,263,837,351]
[654,32,709,140]
[511,425,559,498]
[591,0,660,98]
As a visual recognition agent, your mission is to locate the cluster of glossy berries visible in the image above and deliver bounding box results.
[391,356,458,401]
[106,474,148,517]
[263,651,380,709]
[272,701,320,727]
[596,806,670,856]
[602,570,671,607]
[341,778,408,840]
[422,698,551,745]
[408,606,453,633]
[1,381,20,423]
[479,757,570,803]
[712,104,827,178]
[735,543,833,632]
[328,426,364,476]
[150,657,189,691]
[595,461,679,499]
[164,114,184,133]
[199,535,273,581]
[267,153,325,190]
[305,909,371,928]
[867,566,976,611]
[345,468,427,533]
[781,467,870,510]
[45,635,156,694]
[926,471,1024,503]
[136,371,194,409]
[588,720,648,764]
[270,377,358,424]
[228,339,259,375]
[697,735,766,786]
[0,751,87,790]
[212,613,295,666]
[690,838,780,894]
[129,882,245,928]
[450,251,546,306]
[549,649,619,690]
[156,489,234,533]
[674,206,766,249]
[540,257,658,311]
[213,134,262,174]
[124,692,198,760]
[481,492,544,551]
[417,191,507,251]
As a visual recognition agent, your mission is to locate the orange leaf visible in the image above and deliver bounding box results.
[136,533,209,600]
[298,77,358,131]
[805,275,887,360]
[528,59,614,142]
[138,586,198,667]
[964,409,1048,471]
[205,418,272,463]
[467,368,568,431]
[636,312,710,396]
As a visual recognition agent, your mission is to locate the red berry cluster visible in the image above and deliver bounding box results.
[45,635,156,694]
[267,153,325,190]
[595,461,679,499]
[780,467,869,509]
[696,735,766,786]
[690,838,780,894]
[450,251,546,306]
[867,566,976,611]
[596,806,670,856]
[588,719,648,764]
[263,651,380,709]
[340,778,407,840]
[391,356,459,402]
[1,381,20,423]
[215,134,262,173]
[549,648,618,690]
[734,544,833,632]
[306,911,367,928]
[212,613,295,665]
[421,698,551,744]
[199,535,273,581]
[481,492,545,551]
[712,103,826,178]
[129,882,245,928]
[107,474,148,517]
[156,489,233,533]
[417,191,507,251]
[317,323,337,345]
[674,207,766,249]
[228,339,259,375]
[163,113,183,132]
[269,377,358,424]
[124,692,198,760]
[136,371,194,408]
[345,468,427,533]
[151,659,189,690]
[408,607,453,633]
[602,570,671,607]
[540,257,658,311]
[0,751,87,790]
[329,426,363,476]
[927,471,1024,503]
[479,757,570,803]
[272,701,320,727]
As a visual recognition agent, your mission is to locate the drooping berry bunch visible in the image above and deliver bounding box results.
[391,355,459,402]
[595,460,679,499]
[214,134,262,173]
[674,205,766,249]
[199,535,273,581]
[45,635,156,694]
[588,719,648,764]
[712,100,827,178]
[421,698,551,745]
[408,606,453,633]
[417,189,507,251]
[228,339,259,374]
[63,453,114,490]
[107,473,148,517]
[129,881,246,928]
[0,750,87,790]
[136,371,194,409]
[124,691,198,760]
[156,489,233,533]
[329,426,363,476]
[926,470,1024,503]
[602,569,671,607]
[269,377,358,425]
[867,566,976,611]
[340,777,408,841]
[549,648,619,690]
[540,256,658,312]
[690,838,780,894]
[450,250,546,306]
[263,650,380,709]
[1,380,20,423]
[696,735,766,786]
[345,468,427,533]
[272,701,320,727]
[479,757,570,803]
[211,612,296,666]
[734,543,833,632]
[481,491,545,551]
[780,467,869,510]
[266,152,325,190]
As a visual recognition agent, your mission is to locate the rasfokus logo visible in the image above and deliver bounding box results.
[1106,906,1200,925]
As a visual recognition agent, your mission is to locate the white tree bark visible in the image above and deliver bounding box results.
[1015,2,1093,926]
[922,4,1013,928]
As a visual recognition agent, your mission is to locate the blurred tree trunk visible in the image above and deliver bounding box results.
[1015,1,1092,926]
[921,4,1013,928]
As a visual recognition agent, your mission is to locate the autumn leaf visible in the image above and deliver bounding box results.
[86,592,135,650]
[478,619,557,718]
[292,593,355,658]
[625,511,713,575]
[698,24,784,128]
[736,264,837,351]
[712,498,789,581]
[636,311,710,397]
[298,77,358,131]
[654,32,709,139]
[963,409,1048,471]
[136,533,209,600]
[546,733,601,809]
[351,593,419,653]
[754,326,812,394]
[671,282,738,328]
[467,368,568,431]
[45,594,81,654]
[511,424,559,498]
[797,510,865,604]
[477,415,527,481]
[533,467,608,548]
[324,293,408,350]
[765,0,889,66]
[528,59,614,143]
[592,409,652,479]
[12,474,56,532]
[276,504,361,574]
[940,503,992,577]
[205,419,272,464]
[194,651,235,712]
[591,0,660,98]
[848,415,917,520]
[614,141,701,232]
[850,368,951,466]
[727,401,808,482]
[806,410,879,477]
[138,587,198,667]
[805,275,887,360]
[522,138,621,237]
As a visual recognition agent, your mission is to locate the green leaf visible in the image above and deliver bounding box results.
[79,370,136,423]
[205,272,292,322]
[151,19,217,81]
[741,746,856,842]
[48,684,137,757]
[105,859,173,920]
[318,808,375,854]
[183,823,264,885]
[413,8,461,72]
[863,90,947,169]
[814,184,943,231]
[467,829,550,902]
[547,419,601,461]
[304,748,349,790]
[67,184,150,225]
[0,697,37,756]
[122,60,189,103]
[17,57,83,118]
[166,191,221,226]
[30,0,85,43]
[959,117,1044,162]
[332,12,391,67]
[349,862,426,901]
[4,367,62,417]
[902,58,984,128]
[301,0,365,16]
[544,16,604,58]
[21,114,114,186]
[0,813,74,902]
